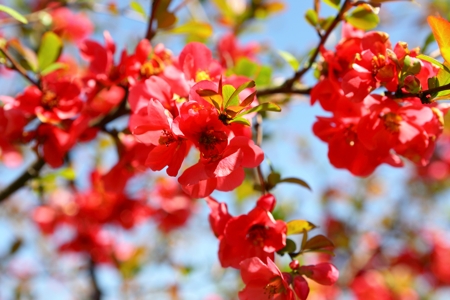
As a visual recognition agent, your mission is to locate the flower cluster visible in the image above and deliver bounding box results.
[207,194,339,299]
[312,23,447,176]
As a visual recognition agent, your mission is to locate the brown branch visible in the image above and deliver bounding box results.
[0,47,40,88]
[255,0,350,99]
[0,157,45,203]
[283,0,351,89]
[145,0,161,41]
[385,82,450,104]
[88,258,102,300]
[254,114,267,194]
[257,86,312,97]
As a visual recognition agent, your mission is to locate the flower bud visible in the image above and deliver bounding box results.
[293,276,310,300]
[289,260,299,270]
[302,262,339,285]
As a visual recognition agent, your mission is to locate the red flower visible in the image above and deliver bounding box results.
[15,81,82,123]
[178,136,263,198]
[129,99,189,176]
[149,178,196,233]
[219,205,286,268]
[50,7,94,43]
[238,257,294,300]
[300,263,339,286]
[178,42,222,83]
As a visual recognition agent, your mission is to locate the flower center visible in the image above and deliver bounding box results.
[195,70,211,82]
[41,90,58,109]
[382,112,402,132]
[198,128,227,159]
[263,276,285,298]
[247,224,268,247]
[159,130,176,146]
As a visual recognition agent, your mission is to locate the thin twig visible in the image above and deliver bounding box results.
[0,158,45,203]
[283,0,351,89]
[145,0,161,41]
[257,86,312,97]
[385,82,450,104]
[0,47,40,88]
[254,114,267,194]
[88,258,102,300]
[255,0,350,98]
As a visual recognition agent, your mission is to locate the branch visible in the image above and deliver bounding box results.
[0,47,40,88]
[88,258,102,300]
[0,157,45,203]
[283,0,351,89]
[257,86,312,97]
[254,0,349,99]
[385,82,450,104]
[145,0,161,41]
[254,114,267,194]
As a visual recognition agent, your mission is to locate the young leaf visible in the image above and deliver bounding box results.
[236,102,281,117]
[169,21,213,39]
[225,81,255,109]
[417,54,448,71]
[279,177,312,191]
[428,16,450,64]
[286,220,317,235]
[323,0,340,10]
[277,238,297,255]
[346,6,379,30]
[302,235,335,252]
[304,9,318,27]
[222,85,237,108]
[40,62,67,76]
[228,117,250,126]
[278,50,300,71]
[241,91,257,107]
[0,5,28,24]
[38,32,63,72]
[130,1,147,19]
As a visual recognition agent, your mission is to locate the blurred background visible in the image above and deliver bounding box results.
[1,0,450,299]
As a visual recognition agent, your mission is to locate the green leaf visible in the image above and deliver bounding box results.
[40,62,66,76]
[37,32,63,72]
[0,5,28,24]
[228,117,250,126]
[130,1,147,19]
[232,58,272,86]
[236,102,281,118]
[222,84,237,108]
[318,16,335,31]
[278,50,300,71]
[286,220,317,235]
[279,177,311,190]
[267,172,281,187]
[305,9,318,27]
[346,6,379,30]
[436,67,450,99]
[226,80,255,108]
[169,21,213,38]
[277,238,297,255]
[58,168,76,180]
[323,0,340,10]
[417,54,449,72]
[302,234,335,252]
